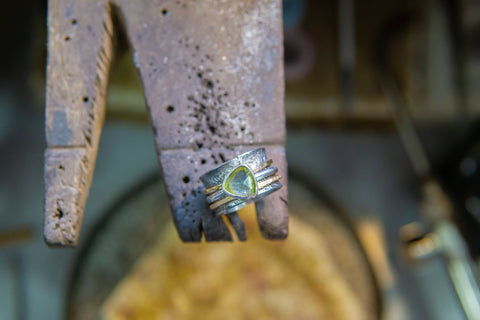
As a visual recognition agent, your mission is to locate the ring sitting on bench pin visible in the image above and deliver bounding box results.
[200,148,282,215]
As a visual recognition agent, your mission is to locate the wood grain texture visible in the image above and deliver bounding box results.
[116,0,287,241]
[45,0,287,246]
[44,0,113,247]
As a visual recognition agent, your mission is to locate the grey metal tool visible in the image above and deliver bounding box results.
[378,20,480,319]
[44,0,288,247]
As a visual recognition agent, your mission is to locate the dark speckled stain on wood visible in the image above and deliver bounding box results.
[44,0,287,247]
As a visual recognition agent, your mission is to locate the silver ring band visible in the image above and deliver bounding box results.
[200,148,282,215]
[206,166,278,203]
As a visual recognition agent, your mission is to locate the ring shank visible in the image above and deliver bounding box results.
[200,148,282,216]
[200,148,268,189]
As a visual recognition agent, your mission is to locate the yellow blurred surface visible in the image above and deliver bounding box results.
[101,204,371,320]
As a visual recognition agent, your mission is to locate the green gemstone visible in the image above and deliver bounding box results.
[223,165,257,198]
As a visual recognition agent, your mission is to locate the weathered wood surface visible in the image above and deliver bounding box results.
[45,1,113,247]
[44,0,287,247]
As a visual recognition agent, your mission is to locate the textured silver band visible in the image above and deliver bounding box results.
[200,148,282,215]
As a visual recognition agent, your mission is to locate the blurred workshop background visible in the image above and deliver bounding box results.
[1,0,480,319]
